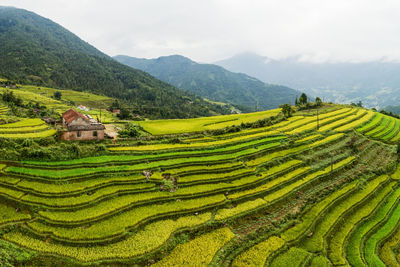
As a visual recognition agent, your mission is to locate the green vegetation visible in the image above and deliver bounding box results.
[1,102,400,266]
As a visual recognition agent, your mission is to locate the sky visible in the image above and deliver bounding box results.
[2,0,400,63]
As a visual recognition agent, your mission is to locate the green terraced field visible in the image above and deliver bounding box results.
[0,118,56,138]
[2,104,400,266]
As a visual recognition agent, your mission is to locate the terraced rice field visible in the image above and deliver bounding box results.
[0,118,56,138]
[0,105,7,116]
[2,105,400,266]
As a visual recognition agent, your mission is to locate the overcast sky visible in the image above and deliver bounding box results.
[2,0,400,63]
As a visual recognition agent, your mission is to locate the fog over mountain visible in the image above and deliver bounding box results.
[216,53,400,109]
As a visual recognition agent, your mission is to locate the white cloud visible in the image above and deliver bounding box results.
[2,0,400,62]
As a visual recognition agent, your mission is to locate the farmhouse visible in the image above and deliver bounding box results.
[61,109,105,141]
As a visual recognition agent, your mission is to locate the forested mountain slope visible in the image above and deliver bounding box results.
[0,7,229,118]
[114,54,299,111]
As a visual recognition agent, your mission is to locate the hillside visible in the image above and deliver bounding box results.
[0,7,230,119]
[216,52,400,109]
[2,102,400,266]
[114,55,299,111]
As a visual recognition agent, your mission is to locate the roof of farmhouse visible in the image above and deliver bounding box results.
[62,109,105,131]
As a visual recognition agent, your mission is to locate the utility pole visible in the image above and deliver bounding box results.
[99,108,102,123]
[317,109,319,130]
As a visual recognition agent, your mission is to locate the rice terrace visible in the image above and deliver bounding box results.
[2,2,400,267]
[2,96,400,266]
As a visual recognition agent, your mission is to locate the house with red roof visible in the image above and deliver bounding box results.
[61,109,105,141]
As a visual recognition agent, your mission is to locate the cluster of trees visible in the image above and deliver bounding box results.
[295,93,322,110]
[278,93,323,118]
[379,109,400,119]
[351,101,363,107]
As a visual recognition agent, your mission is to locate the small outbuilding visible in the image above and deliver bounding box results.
[61,109,105,141]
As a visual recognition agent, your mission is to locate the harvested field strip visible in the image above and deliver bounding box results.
[365,115,391,136]
[318,109,366,132]
[30,196,225,241]
[357,113,383,132]
[326,181,396,265]
[246,133,344,167]
[3,213,211,262]
[231,236,285,267]
[300,175,388,253]
[0,129,56,138]
[334,110,375,132]
[7,142,282,179]
[382,119,400,141]
[364,193,400,267]
[285,109,356,134]
[24,136,286,167]
[0,118,44,128]
[153,227,235,266]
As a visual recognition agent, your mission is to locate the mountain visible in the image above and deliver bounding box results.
[216,52,400,109]
[0,6,230,119]
[114,55,299,111]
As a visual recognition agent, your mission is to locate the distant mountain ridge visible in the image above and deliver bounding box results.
[0,6,230,118]
[114,54,299,111]
[216,52,400,109]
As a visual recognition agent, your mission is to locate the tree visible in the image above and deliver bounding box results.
[295,96,299,106]
[53,91,62,100]
[315,97,322,106]
[299,93,308,105]
[279,104,294,118]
